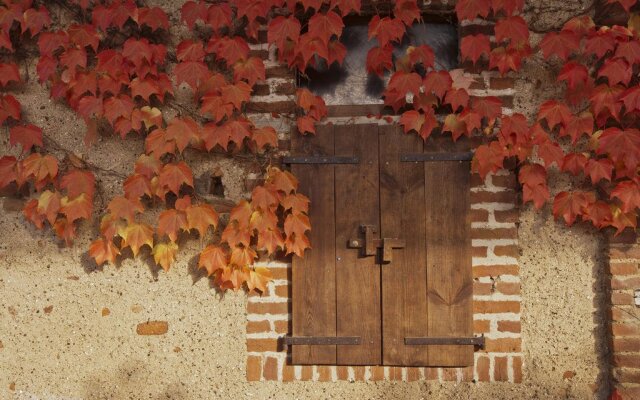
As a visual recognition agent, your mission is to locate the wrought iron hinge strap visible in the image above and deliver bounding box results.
[404,335,485,348]
[284,336,361,345]
[283,156,359,164]
[400,152,473,162]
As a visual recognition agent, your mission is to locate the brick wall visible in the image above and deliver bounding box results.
[244,11,523,384]
[608,237,640,399]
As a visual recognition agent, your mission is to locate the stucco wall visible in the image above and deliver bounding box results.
[0,0,614,399]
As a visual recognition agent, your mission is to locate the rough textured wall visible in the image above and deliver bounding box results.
[0,0,612,399]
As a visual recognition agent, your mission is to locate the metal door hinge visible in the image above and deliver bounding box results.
[404,335,485,349]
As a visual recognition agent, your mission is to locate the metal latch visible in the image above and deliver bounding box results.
[348,225,405,263]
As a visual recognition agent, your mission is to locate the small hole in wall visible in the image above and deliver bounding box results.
[634,289,640,307]
[210,176,225,197]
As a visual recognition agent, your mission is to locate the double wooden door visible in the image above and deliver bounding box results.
[289,123,473,367]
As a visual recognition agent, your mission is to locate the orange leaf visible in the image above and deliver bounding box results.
[281,193,310,214]
[9,124,42,154]
[284,213,311,237]
[22,153,58,183]
[246,267,273,293]
[89,237,120,266]
[107,196,144,223]
[185,203,218,237]
[60,193,92,222]
[37,190,61,226]
[229,246,257,267]
[159,162,194,196]
[119,222,154,256]
[157,209,187,242]
[61,169,95,199]
[198,245,229,276]
[257,228,285,254]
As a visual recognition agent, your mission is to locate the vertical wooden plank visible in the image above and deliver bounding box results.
[380,124,430,366]
[425,144,473,367]
[291,125,336,365]
[334,124,381,365]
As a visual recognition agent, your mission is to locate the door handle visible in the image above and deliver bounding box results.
[348,225,405,263]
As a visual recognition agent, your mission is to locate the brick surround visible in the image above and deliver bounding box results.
[244,10,523,384]
[608,238,640,399]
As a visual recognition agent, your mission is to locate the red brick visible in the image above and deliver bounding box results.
[252,84,270,96]
[425,367,439,380]
[266,66,294,79]
[494,357,509,381]
[610,263,639,275]
[498,320,521,333]
[461,366,474,382]
[610,246,640,260]
[407,367,421,382]
[442,368,458,381]
[494,209,519,223]
[353,366,365,381]
[498,96,514,108]
[474,265,519,278]
[274,320,289,334]
[246,302,289,315]
[474,301,520,314]
[470,190,516,204]
[270,268,291,280]
[371,366,385,381]
[490,77,515,90]
[282,366,295,382]
[275,82,296,95]
[249,49,269,59]
[460,24,495,36]
[471,228,518,240]
[614,354,640,368]
[613,323,640,336]
[318,366,332,382]
[470,78,486,90]
[612,292,634,305]
[496,282,521,295]
[246,101,296,113]
[612,277,640,290]
[300,366,312,381]
[484,338,521,352]
[618,385,640,399]
[615,368,640,383]
[246,339,279,352]
[391,367,403,381]
[473,246,489,257]
[513,356,523,383]
[246,356,262,381]
[246,320,271,334]
[274,285,289,297]
[613,338,640,352]
[476,356,490,382]
[263,357,279,381]
[474,282,494,296]
[494,245,520,258]
[249,287,270,297]
[471,208,490,222]
[474,319,491,333]
[611,308,640,322]
[337,366,348,381]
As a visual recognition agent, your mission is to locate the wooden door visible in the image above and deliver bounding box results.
[291,123,382,365]
[290,123,473,367]
[380,126,473,366]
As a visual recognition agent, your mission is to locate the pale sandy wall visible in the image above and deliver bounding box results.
[0,0,612,399]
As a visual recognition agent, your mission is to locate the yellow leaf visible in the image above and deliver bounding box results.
[152,242,178,271]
